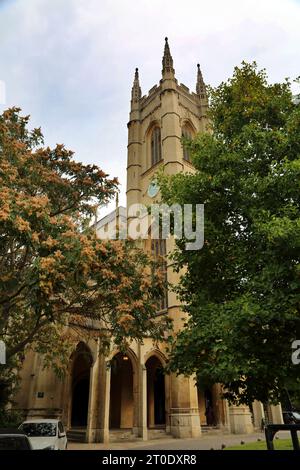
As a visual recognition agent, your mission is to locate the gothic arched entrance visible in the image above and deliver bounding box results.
[71,343,93,428]
[146,356,166,428]
[109,353,134,429]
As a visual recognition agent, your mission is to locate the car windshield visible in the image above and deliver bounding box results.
[21,423,57,437]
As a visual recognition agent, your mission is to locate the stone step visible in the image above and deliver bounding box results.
[148,428,171,440]
[201,425,229,434]
[109,428,171,442]
[109,429,139,443]
[68,427,173,443]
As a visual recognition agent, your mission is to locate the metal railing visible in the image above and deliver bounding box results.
[265,424,300,450]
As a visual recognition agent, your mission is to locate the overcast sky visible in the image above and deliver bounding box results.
[0,0,300,214]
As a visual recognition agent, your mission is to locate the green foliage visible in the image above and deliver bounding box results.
[160,62,300,405]
[0,408,23,428]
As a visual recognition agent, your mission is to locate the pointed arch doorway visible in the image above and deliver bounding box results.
[109,353,134,429]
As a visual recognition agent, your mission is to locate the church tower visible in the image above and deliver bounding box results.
[126,37,209,340]
[127,37,208,211]
[126,38,210,438]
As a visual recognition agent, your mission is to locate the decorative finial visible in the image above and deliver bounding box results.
[196,63,207,97]
[131,66,141,103]
[162,37,175,78]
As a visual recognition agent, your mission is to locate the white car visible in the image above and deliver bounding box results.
[19,419,67,450]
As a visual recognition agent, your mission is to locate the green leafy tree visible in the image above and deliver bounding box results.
[0,108,169,412]
[160,63,300,405]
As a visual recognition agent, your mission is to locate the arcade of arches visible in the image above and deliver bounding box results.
[67,348,172,438]
[108,352,167,431]
[62,343,281,443]
[14,340,284,444]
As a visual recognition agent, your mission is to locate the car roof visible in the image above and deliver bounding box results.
[0,428,27,435]
[21,419,60,423]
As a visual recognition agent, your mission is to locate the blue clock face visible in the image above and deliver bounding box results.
[147,180,159,198]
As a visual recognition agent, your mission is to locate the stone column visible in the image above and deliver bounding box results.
[86,352,101,443]
[138,364,148,441]
[252,401,265,430]
[99,360,111,443]
[132,364,139,437]
[223,399,231,432]
[229,405,254,434]
[60,370,72,429]
[269,404,284,424]
[169,374,201,438]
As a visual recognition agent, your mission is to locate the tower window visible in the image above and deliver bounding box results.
[151,127,162,166]
[182,126,193,162]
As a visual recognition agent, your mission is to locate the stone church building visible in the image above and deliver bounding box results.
[13,39,283,443]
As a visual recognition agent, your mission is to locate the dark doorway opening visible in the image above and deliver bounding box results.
[197,383,220,427]
[71,378,90,427]
[204,388,215,426]
[146,356,166,428]
[71,343,92,428]
[154,367,165,425]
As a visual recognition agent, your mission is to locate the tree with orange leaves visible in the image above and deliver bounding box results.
[0,108,169,402]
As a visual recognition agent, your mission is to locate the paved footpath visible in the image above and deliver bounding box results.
[68,431,290,451]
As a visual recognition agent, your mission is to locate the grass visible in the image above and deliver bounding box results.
[225,439,293,450]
